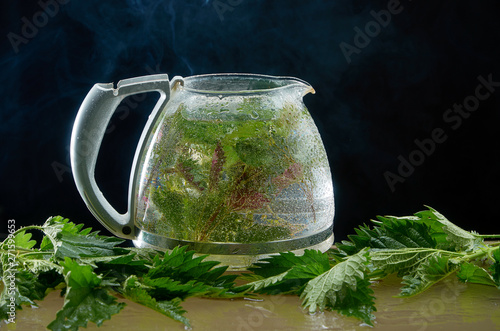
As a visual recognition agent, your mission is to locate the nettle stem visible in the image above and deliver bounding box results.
[0,247,40,255]
[9,225,44,238]
[1,224,58,253]
[461,245,497,263]
[477,234,500,239]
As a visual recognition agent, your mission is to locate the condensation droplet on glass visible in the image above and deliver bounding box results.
[250,110,259,119]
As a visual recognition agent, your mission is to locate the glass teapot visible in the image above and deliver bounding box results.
[71,73,334,269]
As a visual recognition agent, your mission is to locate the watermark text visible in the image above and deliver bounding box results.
[7,0,70,53]
[4,220,18,327]
[384,74,499,192]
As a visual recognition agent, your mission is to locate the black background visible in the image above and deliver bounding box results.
[1,0,499,242]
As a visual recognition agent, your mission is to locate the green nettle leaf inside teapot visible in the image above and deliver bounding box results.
[71,73,335,269]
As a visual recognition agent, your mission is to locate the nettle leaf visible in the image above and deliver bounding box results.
[372,213,447,241]
[491,248,500,284]
[244,270,290,292]
[399,254,459,297]
[40,216,91,248]
[286,262,330,280]
[415,206,480,251]
[335,224,386,256]
[137,249,245,300]
[248,249,330,278]
[335,217,436,257]
[53,232,124,259]
[146,246,244,298]
[37,269,66,290]
[13,230,37,249]
[300,250,376,325]
[39,216,124,259]
[369,248,441,277]
[121,275,190,327]
[47,258,125,331]
[244,263,330,295]
[0,269,47,320]
[0,226,64,321]
[142,277,217,300]
[234,137,279,168]
[457,262,498,287]
[94,252,151,282]
[244,250,331,294]
[331,276,376,325]
[20,257,62,275]
[374,216,437,248]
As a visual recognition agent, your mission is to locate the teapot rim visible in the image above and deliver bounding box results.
[175,73,315,95]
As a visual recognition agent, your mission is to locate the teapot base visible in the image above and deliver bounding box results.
[132,226,334,271]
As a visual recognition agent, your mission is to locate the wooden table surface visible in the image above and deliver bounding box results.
[11,272,500,331]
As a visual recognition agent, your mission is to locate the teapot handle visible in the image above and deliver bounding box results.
[70,74,178,239]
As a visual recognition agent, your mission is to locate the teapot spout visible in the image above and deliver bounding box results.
[281,77,316,98]
[300,82,316,96]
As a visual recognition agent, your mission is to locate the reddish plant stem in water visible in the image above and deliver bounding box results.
[198,204,223,242]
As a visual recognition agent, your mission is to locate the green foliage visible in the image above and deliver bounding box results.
[414,206,481,251]
[0,269,49,320]
[337,206,482,255]
[457,262,498,287]
[370,248,443,276]
[248,249,330,278]
[245,206,500,326]
[243,249,331,294]
[491,247,500,284]
[399,254,459,297]
[47,258,125,331]
[0,217,248,330]
[300,250,376,325]
[1,207,499,329]
[335,216,437,257]
[121,276,189,327]
[141,104,310,243]
[12,230,37,250]
[39,216,124,259]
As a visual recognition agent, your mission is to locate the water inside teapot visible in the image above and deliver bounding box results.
[136,99,334,244]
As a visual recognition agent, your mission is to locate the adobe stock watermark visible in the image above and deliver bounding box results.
[3,220,18,328]
[384,74,499,192]
[213,0,245,22]
[236,293,287,331]
[7,0,70,54]
[339,0,408,64]
[408,276,466,331]
[51,64,163,183]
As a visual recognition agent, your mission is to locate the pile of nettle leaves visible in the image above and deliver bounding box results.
[1,206,499,330]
